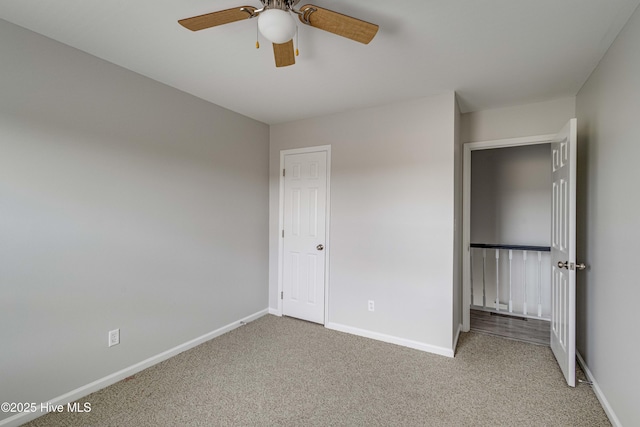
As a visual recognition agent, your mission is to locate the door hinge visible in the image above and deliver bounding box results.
[280,291,283,299]
[283,168,285,177]
[282,230,284,238]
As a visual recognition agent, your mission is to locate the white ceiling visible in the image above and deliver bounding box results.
[1,0,639,124]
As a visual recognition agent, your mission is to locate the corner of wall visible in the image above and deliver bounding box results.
[453,93,463,343]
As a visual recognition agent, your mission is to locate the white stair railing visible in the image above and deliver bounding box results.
[470,243,551,320]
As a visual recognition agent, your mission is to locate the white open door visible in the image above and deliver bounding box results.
[282,150,328,324]
[550,118,577,387]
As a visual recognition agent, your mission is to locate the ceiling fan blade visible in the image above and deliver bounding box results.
[178,7,256,31]
[298,5,378,44]
[273,40,295,67]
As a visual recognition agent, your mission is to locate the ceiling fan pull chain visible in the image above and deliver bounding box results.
[295,25,299,56]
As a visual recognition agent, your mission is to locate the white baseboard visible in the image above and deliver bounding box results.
[325,322,454,358]
[576,351,621,427]
[268,307,282,316]
[0,309,269,427]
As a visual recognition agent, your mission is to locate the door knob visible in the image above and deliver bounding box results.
[316,244,324,251]
[557,261,587,270]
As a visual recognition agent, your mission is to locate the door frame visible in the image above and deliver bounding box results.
[277,145,332,324]
[461,134,555,332]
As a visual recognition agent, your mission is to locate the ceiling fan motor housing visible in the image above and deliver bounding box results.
[260,0,299,11]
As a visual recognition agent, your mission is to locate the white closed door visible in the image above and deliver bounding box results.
[282,151,327,324]
[550,118,577,387]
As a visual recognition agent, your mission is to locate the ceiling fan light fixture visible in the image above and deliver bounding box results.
[258,9,296,44]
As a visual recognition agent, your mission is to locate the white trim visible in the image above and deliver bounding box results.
[0,309,268,427]
[325,322,454,358]
[453,323,462,355]
[462,134,555,332]
[278,145,332,324]
[576,351,622,427]
[268,307,282,316]
[465,134,556,151]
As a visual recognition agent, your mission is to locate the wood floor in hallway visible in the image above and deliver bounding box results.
[470,309,550,346]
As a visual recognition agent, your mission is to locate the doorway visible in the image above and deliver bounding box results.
[468,143,552,345]
[277,145,331,325]
[462,119,578,387]
[463,135,556,345]
[463,134,557,331]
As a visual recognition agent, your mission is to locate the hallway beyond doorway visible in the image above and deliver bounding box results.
[470,309,550,346]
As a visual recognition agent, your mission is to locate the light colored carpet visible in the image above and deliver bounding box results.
[24,315,609,426]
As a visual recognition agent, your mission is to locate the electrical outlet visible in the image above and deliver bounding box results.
[368,300,375,312]
[108,329,120,347]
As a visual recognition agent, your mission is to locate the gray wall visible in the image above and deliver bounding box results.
[471,144,551,246]
[0,19,269,420]
[576,4,640,425]
[461,97,576,143]
[269,93,458,352]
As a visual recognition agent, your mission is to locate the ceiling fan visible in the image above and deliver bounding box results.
[178,0,379,67]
